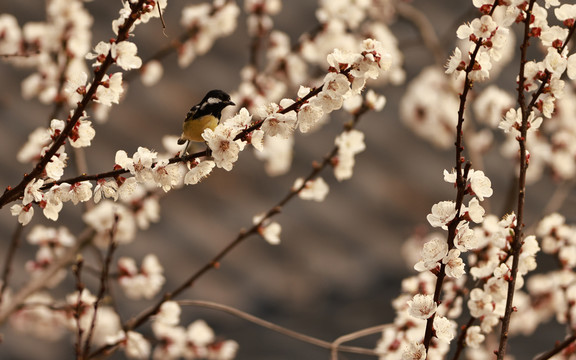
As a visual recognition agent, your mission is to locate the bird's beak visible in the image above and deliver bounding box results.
[226,100,235,107]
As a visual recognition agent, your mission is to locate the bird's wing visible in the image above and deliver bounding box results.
[185,104,200,121]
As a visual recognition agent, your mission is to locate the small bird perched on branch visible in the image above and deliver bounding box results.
[178,89,235,155]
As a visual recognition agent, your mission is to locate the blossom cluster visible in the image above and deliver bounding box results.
[374,167,495,358]
[117,255,165,300]
[24,225,76,288]
[0,0,397,358]
[231,0,401,176]
[177,0,240,69]
[464,214,539,344]
[376,270,460,359]
[11,295,237,360]
[9,0,576,358]
[404,2,576,190]
[120,301,238,360]
[378,2,576,359]
[0,0,92,104]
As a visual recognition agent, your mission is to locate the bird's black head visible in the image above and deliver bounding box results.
[193,89,234,117]
[202,90,233,105]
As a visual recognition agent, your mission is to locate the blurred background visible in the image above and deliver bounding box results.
[0,0,574,359]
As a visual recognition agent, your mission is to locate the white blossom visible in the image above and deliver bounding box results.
[454,222,480,251]
[64,71,88,106]
[86,41,111,66]
[293,177,329,202]
[445,47,465,75]
[111,41,142,70]
[0,14,22,55]
[152,160,181,192]
[203,125,243,171]
[334,129,366,181]
[443,249,465,279]
[434,316,455,343]
[155,301,181,326]
[94,179,119,203]
[11,204,34,225]
[466,198,485,223]
[186,320,214,347]
[95,73,123,106]
[408,294,437,320]
[414,238,448,272]
[465,326,485,348]
[259,101,297,139]
[132,147,158,183]
[23,179,44,205]
[106,331,151,360]
[297,103,324,133]
[83,201,136,247]
[118,255,165,300]
[141,60,164,86]
[253,214,282,245]
[67,181,93,205]
[427,201,457,230]
[184,160,215,185]
[402,342,426,360]
[70,119,96,148]
[468,170,493,201]
[365,89,386,111]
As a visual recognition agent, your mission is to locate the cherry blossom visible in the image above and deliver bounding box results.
[293,177,330,202]
[408,294,437,320]
[426,201,457,230]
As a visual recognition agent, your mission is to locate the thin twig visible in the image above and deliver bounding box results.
[330,324,390,360]
[422,23,488,357]
[0,223,23,309]
[157,2,167,37]
[177,300,381,358]
[81,215,119,359]
[73,256,85,360]
[451,317,476,360]
[0,228,95,325]
[396,2,444,66]
[496,1,536,358]
[533,333,576,360]
[542,180,574,216]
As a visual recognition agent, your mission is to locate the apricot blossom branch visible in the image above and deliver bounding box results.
[0,0,149,209]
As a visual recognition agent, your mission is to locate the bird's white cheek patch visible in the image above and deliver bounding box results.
[207,97,223,105]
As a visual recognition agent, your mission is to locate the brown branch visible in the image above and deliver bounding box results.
[0,0,149,209]
[88,99,372,359]
[422,18,489,354]
[178,300,381,358]
[40,80,327,193]
[451,317,476,360]
[492,0,576,357]
[534,333,576,360]
[330,324,389,360]
[81,215,119,359]
[0,228,95,325]
[496,1,535,358]
[157,2,167,37]
[396,2,444,66]
[0,223,23,309]
[73,256,85,360]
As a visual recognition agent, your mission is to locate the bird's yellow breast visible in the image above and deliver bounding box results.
[181,115,219,142]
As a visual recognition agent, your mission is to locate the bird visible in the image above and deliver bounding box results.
[177,89,235,155]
